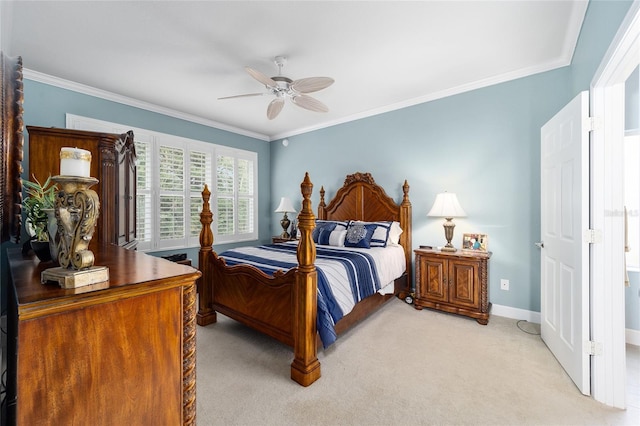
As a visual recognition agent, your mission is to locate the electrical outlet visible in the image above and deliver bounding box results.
[500,279,510,291]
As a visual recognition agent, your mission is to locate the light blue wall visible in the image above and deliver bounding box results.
[271,67,570,313]
[270,0,634,316]
[625,66,639,132]
[570,0,634,95]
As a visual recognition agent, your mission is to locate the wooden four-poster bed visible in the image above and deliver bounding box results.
[196,172,412,386]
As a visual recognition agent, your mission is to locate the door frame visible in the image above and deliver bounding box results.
[590,1,640,409]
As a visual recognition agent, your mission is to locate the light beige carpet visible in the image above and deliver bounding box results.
[195,298,640,425]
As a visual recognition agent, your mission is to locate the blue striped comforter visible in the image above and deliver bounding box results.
[218,243,382,348]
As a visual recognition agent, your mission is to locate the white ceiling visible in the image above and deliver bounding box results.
[5,1,588,141]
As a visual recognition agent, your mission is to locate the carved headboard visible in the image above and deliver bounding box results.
[0,52,24,244]
[317,172,412,280]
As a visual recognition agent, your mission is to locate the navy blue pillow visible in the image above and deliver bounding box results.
[312,220,348,243]
[318,228,334,245]
[344,223,376,248]
[312,222,336,243]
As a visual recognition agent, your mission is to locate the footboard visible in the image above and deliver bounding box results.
[197,173,321,387]
[209,252,297,346]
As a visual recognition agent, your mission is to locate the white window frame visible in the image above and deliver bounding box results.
[66,114,259,251]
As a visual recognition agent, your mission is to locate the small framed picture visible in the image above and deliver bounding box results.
[462,233,488,252]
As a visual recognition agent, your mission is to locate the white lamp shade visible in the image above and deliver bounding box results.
[427,192,466,218]
[275,197,296,213]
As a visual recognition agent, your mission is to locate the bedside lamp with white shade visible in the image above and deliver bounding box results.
[275,197,296,239]
[427,192,466,252]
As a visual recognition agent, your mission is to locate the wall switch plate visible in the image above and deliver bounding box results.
[500,279,510,291]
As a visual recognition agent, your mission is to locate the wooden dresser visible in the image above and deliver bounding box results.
[6,245,201,425]
[414,248,491,324]
[27,126,137,249]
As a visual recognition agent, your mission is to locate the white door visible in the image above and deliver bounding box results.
[540,91,590,395]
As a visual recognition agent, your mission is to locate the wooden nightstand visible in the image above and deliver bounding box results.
[272,236,296,244]
[413,248,492,324]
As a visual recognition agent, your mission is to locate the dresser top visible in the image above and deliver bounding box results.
[8,245,200,316]
[414,247,492,259]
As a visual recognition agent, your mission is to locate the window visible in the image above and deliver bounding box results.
[66,114,258,251]
[214,150,255,243]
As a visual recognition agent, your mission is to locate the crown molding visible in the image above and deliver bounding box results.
[22,68,270,141]
[270,58,571,141]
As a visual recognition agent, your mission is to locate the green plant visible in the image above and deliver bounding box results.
[22,175,57,241]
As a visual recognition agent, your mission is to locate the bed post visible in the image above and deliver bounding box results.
[317,186,326,220]
[400,180,412,290]
[291,173,321,386]
[197,184,217,326]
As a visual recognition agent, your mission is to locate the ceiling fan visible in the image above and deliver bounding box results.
[219,56,334,120]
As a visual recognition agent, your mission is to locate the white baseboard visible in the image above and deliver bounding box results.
[626,328,640,346]
[492,304,640,346]
[491,304,541,323]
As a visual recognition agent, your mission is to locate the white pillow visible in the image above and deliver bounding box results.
[388,221,403,246]
[318,228,347,246]
[329,229,347,247]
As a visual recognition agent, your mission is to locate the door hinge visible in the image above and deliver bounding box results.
[584,229,602,244]
[585,340,603,356]
[586,116,601,132]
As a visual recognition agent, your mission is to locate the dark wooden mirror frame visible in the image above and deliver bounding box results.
[1,52,24,244]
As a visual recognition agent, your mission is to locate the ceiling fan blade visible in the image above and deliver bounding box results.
[245,66,277,88]
[267,98,285,120]
[218,93,265,100]
[292,94,329,113]
[291,77,334,93]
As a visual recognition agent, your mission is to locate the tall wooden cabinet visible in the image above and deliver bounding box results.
[6,245,201,425]
[27,126,137,249]
[414,248,491,324]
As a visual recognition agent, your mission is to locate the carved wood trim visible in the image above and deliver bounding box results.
[182,281,197,425]
[1,53,24,244]
[343,171,375,186]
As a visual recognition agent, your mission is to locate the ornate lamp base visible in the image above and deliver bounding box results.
[441,218,458,252]
[280,213,291,239]
[42,265,109,289]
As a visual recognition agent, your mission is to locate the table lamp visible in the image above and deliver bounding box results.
[275,197,296,239]
[427,192,466,252]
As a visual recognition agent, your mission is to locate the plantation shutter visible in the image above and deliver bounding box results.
[158,145,185,247]
[237,158,254,234]
[135,139,153,250]
[216,154,235,237]
[188,149,212,246]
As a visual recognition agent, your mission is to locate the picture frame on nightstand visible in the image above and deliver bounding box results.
[462,233,488,252]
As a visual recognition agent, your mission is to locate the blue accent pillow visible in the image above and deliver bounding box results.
[312,222,335,243]
[347,221,392,248]
[317,228,343,246]
[344,223,376,248]
[312,220,348,243]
